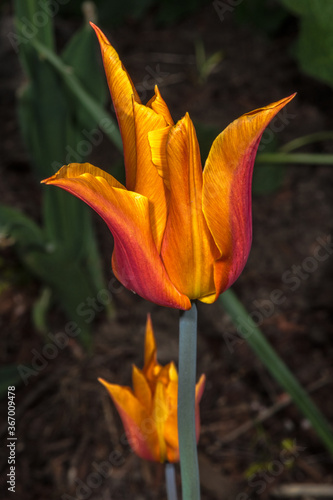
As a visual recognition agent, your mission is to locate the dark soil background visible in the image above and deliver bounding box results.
[1,2,333,500]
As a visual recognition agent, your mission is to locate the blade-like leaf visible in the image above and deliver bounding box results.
[0,204,45,252]
[29,37,123,152]
[219,288,333,455]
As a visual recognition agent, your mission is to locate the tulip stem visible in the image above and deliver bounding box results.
[165,463,178,500]
[178,303,200,500]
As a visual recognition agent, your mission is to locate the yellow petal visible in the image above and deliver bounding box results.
[133,100,169,251]
[132,365,152,412]
[90,23,140,191]
[161,113,219,299]
[153,380,168,462]
[148,126,171,189]
[143,314,157,369]
[163,364,179,461]
[203,94,296,300]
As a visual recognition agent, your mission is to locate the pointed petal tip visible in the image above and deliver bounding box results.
[89,22,102,36]
[40,174,57,185]
[275,92,297,107]
[98,377,120,392]
[266,92,296,111]
[98,377,108,387]
[90,22,111,50]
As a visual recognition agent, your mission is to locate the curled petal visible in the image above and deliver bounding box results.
[42,163,191,310]
[203,94,296,299]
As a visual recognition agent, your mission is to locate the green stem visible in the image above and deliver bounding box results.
[28,37,123,152]
[219,289,333,455]
[165,463,178,500]
[256,153,333,165]
[178,303,200,500]
[280,131,333,153]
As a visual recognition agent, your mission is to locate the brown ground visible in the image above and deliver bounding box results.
[1,3,333,500]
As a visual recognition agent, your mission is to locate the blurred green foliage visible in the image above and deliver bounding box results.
[58,0,210,26]
[233,0,333,90]
[0,0,113,347]
[235,0,289,36]
[279,0,333,89]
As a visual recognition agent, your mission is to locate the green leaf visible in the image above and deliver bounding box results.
[14,0,55,74]
[10,2,113,348]
[24,248,98,349]
[17,62,68,179]
[61,23,106,101]
[32,287,52,333]
[236,0,289,36]
[29,37,123,152]
[253,137,286,195]
[0,204,45,252]
[98,0,155,27]
[253,163,286,195]
[279,0,333,88]
[61,21,107,135]
[219,289,333,455]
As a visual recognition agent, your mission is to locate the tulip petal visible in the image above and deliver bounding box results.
[143,314,162,388]
[164,366,178,452]
[148,126,171,189]
[90,23,140,190]
[133,100,169,251]
[143,314,157,369]
[153,380,168,462]
[203,94,296,299]
[98,378,159,461]
[195,374,206,441]
[147,86,174,126]
[161,113,219,299]
[42,163,191,310]
[132,365,152,412]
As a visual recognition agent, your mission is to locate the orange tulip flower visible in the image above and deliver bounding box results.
[42,24,295,310]
[99,315,205,463]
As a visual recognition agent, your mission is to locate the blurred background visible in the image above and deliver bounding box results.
[1,1,333,499]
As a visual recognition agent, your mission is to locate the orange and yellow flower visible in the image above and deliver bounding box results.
[42,24,295,310]
[99,315,205,463]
